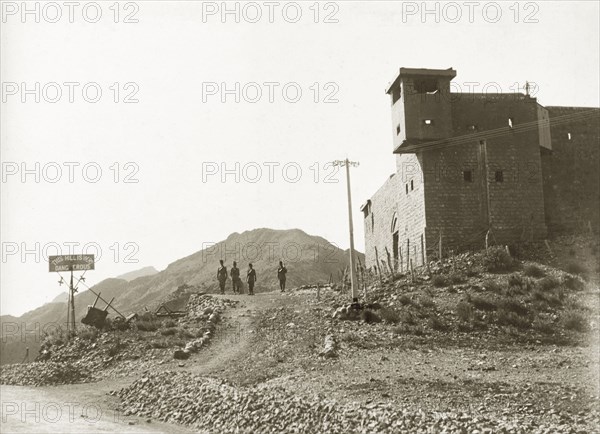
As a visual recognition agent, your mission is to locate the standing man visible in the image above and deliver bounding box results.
[217,259,228,294]
[231,261,241,294]
[246,263,257,296]
[277,260,287,292]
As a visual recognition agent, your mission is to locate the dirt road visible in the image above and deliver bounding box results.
[0,292,281,434]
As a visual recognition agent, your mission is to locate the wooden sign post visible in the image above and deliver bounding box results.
[49,255,95,338]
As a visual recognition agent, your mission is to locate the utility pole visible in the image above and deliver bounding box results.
[332,158,360,303]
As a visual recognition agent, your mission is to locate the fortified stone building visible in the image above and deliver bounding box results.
[362,67,599,270]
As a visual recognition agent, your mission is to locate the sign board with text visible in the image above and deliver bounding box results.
[49,255,95,272]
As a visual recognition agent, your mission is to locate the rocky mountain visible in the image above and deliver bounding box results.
[116,266,159,282]
[0,229,363,364]
[50,292,69,303]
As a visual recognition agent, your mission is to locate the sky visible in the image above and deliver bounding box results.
[1,1,599,316]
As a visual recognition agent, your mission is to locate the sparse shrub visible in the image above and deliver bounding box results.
[163,319,177,328]
[108,338,123,356]
[379,307,401,324]
[508,273,525,288]
[524,265,546,278]
[465,268,479,278]
[136,319,160,332]
[398,294,412,305]
[497,309,530,329]
[482,279,503,294]
[178,328,196,339]
[361,309,381,324]
[150,338,169,349]
[138,312,155,322]
[78,327,99,341]
[561,310,588,332]
[449,272,467,284]
[457,322,471,332]
[42,328,66,348]
[340,331,360,343]
[424,287,435,298]
[538,276,560,291]
[471,295,497,311]
[161,327,178,336]
[566,262,588,276]
[563,275,584,291]
[419,296,436,308]
[400,310,416,325]
[428,316,449,331]
[483,246,517,272]
[532,317,554,334]
[432,275,449,288]
[393,323,424,336]
[499,299,529,317]
[456,301,474,322]
[107,317,129,331]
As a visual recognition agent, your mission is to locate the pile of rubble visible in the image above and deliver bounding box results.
[174,294,238,360]
[185,293,238,321]
[0,361,92,386]
[116,371,598,433]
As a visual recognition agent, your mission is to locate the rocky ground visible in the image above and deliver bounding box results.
[0,294,238,385]
[2,237,599,433]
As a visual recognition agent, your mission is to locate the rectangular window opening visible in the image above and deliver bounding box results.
[495,170,504,183]
[463,170,473,183]
[396,124,401,135]
[508,118,514,128]
[423,119,434,126]
[405,184,409,194]
[414,79,439,94]
[410,180,414,191]
[567,132,572,140]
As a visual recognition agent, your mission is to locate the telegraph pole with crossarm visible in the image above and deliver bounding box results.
[331,158,360,304]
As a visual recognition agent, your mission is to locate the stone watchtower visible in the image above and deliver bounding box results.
[362,67,550,271]
[386,67,457,153]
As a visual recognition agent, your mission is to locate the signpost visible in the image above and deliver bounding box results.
[49,255,95,272]
[49,255,95,338]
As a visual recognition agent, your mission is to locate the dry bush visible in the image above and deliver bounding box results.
[428,316,449,331]
[360,309,381,324]
[561,310,588,332]
[471,295,497,311]
[497,309,530,329]
[432,275,449,288]
[524,264,546,278]
[379,307,401,324]
[449,272,467,284]
[455,301,474,322]
[483,246,517,272]
[532,317,554,334]
[482,279,503,294]
[538,276,560,291]
[499,299,529,316]
[77,327,99,341]
[419,296,436,308]
[398,294,412,305]
[160,327,178,336]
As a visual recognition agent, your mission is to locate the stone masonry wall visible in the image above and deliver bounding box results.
[544,107,600,233]
[363,153,427,271]
[423,94,547,251]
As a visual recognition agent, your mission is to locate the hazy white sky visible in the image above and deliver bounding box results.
[1,1,599,316]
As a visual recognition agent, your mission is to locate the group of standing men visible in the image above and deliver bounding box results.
[216,260,287,295]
